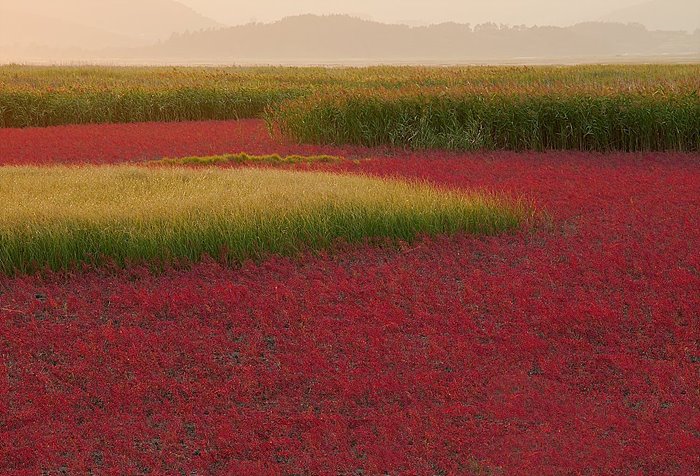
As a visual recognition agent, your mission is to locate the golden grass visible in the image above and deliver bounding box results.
[0,166,525,274]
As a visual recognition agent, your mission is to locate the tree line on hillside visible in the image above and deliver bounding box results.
[150,15,699,60]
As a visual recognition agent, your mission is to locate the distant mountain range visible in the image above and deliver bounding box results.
[133,15,700,62]
[1,4,698,64]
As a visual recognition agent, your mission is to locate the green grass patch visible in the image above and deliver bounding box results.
[151,153,344,166]
[0,166,525,274]
[271,91,700,152]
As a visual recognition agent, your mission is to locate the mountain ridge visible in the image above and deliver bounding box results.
[0,0,222,47]
[1,14,698,64]
[146,14,699,61]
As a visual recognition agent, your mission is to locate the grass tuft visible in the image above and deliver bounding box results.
[151,153,344,166]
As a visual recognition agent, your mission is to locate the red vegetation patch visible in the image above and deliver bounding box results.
[0,120,370,165]
[1,121,699,474]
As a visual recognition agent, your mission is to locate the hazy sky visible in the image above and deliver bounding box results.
[178,0,645,26]
[1,0,697,58]
[1,0,696,61]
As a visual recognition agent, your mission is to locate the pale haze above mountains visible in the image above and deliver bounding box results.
[0,0,221,48]
[180,0,700,32]
[0,0,698,63]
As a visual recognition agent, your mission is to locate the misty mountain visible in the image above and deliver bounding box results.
[0,0,222,47]
[176,0,685,32]
[0,9,146,49]
[602,0,700,32]
[144,15,699,61]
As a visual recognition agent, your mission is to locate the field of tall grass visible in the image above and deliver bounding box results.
[0,166,523,274]
[272,89,700,151]
[1,64,698,151]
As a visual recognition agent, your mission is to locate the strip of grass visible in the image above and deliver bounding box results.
[0,88,304,128]
[0,166,524,274]
[151,153,344,166]
[271,90,700,152]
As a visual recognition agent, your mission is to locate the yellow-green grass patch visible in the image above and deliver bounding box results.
[150,152,345,167]
[0,166,525,274]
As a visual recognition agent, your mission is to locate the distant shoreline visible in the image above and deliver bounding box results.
[2,53,699,67]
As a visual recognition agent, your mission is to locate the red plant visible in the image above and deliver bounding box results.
[1,121,699,474]
[0,119,372,166]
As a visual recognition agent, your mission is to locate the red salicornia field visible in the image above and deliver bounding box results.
[1,65,699,474]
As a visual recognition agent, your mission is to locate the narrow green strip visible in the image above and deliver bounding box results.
[151,153,345,166]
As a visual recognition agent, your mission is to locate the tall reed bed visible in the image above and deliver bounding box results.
[272,89,700,151]
[0,166,523,274]
[2,64,697,150]
[2,64,698,130]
